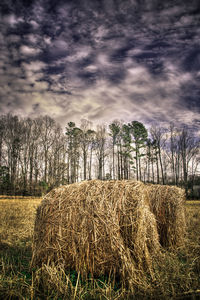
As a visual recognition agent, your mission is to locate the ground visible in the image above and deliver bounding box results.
[0,196,200,299]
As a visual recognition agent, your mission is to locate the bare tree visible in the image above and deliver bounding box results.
[109,120,120,180]
[178,127,199,197]
[94,125,107,180]
[79,119,95,180]
[65,122,82,183]
[150,126,166,185]
[4,114,25,194]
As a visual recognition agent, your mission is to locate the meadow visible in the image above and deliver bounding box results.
[0,195,200,299]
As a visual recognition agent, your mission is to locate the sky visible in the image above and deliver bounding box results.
[0,0,200,129]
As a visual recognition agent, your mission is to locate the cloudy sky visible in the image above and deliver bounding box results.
[0,0,200,128]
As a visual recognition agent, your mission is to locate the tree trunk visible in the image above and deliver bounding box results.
[158,147,165,185]
[83,147,87,180]
[112,140,115,179]
[151,159,154,183]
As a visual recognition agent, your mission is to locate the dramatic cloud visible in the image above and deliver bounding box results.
[0,0,199,128]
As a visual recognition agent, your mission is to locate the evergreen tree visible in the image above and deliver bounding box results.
[109,121,120,179]
[129,121,148,181]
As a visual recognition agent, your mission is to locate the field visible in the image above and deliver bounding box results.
[0,195,200,299]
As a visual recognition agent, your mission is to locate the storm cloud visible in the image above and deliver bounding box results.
[0,0,200,127]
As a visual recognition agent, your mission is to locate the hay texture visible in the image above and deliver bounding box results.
[145,184,186,248]
[31,180,161,288]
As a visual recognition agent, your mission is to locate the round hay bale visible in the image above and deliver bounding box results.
[31,180,161,288]
[145,184,186,248]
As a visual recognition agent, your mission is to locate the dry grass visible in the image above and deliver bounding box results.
[0,196,41,299]
[145,184,186,248]
[31,180,162,291]
[0,196,40,248]
[0,192,200,299]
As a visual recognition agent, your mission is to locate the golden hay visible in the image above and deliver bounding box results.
[31,180,161,288]
[145,184,186,248]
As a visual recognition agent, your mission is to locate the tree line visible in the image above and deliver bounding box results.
[0,114,199,198]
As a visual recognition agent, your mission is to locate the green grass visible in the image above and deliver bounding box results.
[0,197,200,299]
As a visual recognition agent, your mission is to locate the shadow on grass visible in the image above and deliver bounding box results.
[0,240,200,299]
[0,239,32,276]
[0,240,34,299]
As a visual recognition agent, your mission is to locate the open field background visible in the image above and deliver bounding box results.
[0,196,200,299]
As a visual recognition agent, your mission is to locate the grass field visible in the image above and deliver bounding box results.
[0,196,200,299]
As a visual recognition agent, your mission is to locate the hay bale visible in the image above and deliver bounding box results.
[145,184,186,248]
[31,180,161,288]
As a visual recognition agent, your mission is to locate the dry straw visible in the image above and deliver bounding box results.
[31,180,162,289]
[145,184,186,248]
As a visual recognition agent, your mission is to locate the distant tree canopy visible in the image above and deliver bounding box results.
[0,113,199,198]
